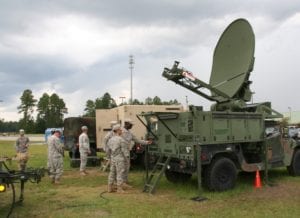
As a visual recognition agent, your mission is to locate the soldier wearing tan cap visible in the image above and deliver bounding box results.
[107,124,130,193]
[15,129,30,171]
[121,119,152,184]
[79,126,91,175]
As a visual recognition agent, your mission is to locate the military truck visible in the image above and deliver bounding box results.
[63,117,100,167]
[140,19,300,194]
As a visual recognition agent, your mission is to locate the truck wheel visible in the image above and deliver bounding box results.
[165,170,192,183]
[287,149,300,176]
[68,151,80,158]
[204,157,237,191]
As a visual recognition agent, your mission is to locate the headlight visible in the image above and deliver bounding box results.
[0,183,6,192]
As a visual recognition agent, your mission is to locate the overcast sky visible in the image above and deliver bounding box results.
[0,0,300,121]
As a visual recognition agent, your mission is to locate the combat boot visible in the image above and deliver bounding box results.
[107,184,114,193]
[80,171,87,176]
[117,186,126,193]
[122,183,133,190]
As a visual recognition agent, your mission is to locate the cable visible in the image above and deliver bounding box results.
[99,190,109,204]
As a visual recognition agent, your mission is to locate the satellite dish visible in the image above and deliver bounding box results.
[209,19,255,99]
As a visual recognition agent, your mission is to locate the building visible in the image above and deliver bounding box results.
[95,105,183,149]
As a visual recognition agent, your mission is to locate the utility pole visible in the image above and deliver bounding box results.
[119,96,126,105]
[129,55,134,104]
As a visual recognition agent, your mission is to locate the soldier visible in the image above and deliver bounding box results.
[47,128,56,170]
[107,124,130,193]
[101,121,118,171]
[121,119,152,184]
[79,126,91,176]
[15,129,30,171]
[103,120,118,155]
[47,129,64,184]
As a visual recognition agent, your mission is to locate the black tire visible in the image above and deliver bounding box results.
[70,159,80,168]
[204,157,237,191]
[287,149,300,176]
[69,151,80,158]
[165,170,192,183]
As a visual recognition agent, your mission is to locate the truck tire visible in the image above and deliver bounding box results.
[287,149,300,176]
[204,157,237,191]
[165,170,192,183]
[68,151,80,159]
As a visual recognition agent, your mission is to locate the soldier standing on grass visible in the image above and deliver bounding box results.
[47,129,64,184]
[107,124,131,193]
[15,129,30,171]
[121,119,152,184]
[103,120,118,155]
[79,126,91,176]
[102,121,118,171]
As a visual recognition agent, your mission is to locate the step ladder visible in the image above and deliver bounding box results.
[143,155,171,194]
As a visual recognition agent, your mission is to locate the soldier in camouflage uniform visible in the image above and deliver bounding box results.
[101,121,118,172]
[15,129,30,171]
[107,124,130,193]
[103,120,118,155]
[79,126,91,176]
[122,119,151,184]
[47,129,64,184]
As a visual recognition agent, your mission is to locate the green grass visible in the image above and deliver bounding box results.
[1,140,300,217]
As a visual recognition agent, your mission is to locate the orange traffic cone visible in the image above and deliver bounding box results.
[254,170,262,188]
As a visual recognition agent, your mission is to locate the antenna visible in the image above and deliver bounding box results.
[162,19,255,110]
[129,55,135,104]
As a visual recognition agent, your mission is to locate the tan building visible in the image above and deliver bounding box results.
[96,105,183,149]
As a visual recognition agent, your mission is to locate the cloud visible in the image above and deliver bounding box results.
[1,1,300,122]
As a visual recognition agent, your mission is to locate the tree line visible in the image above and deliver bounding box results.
[83,92,180,117]
[0,90,180,133]
[0,89,67,133]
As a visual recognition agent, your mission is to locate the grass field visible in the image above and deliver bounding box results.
[1,140,300,218]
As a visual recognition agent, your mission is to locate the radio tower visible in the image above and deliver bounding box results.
[129,55,134,104]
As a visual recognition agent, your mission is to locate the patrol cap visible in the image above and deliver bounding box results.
[54,129,61,134]
[124,118,134,124]
[112,124,121,131]
[81,126,88,131]
[110,120,118,126]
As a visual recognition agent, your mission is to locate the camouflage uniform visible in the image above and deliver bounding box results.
[47,134,64,182]
[15,135,30,171]
[103,131,113,156]
[107,134,129,187]
[121,128,148,183]
[79,132,90,172]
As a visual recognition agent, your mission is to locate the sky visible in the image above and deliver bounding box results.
[0,0,300,121]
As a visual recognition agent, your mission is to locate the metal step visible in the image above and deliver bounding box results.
[143,155,171,194]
